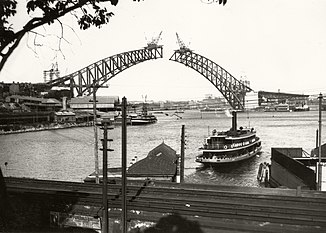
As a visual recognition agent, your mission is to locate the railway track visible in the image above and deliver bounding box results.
[4,177,326,232]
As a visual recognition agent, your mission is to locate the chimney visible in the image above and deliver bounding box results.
[232,111,237,131]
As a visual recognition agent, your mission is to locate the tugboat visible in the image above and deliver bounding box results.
[196,111,261,165]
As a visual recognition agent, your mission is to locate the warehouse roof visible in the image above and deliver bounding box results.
[127,142,177,176]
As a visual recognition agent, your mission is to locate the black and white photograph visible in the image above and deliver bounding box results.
[1,0,326,232]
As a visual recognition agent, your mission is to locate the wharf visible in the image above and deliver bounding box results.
[2,177,326,232]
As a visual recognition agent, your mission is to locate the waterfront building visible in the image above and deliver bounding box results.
[54,110,76,123]
[4,95,62,112]
[69,96,120,112]
[197,95,228,111]
[268,147,326,190]
[244,91,259,110]
[0,112,54,130]
[258,91,309,111]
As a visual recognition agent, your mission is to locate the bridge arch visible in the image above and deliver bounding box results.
[47,45,252,110]
[169,49,252,110]
[47,46,163,97]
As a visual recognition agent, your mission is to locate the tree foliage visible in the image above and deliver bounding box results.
[0,0,118,72]
[0,0,227,74]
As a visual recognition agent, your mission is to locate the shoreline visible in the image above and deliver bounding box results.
[0,122,93,135]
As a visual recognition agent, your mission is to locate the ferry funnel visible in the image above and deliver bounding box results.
[231,111,237,131]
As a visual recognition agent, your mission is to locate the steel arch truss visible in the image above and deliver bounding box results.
[47,46,163,96]
[169,50,252,110]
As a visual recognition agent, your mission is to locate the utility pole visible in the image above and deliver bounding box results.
[180,125,185,183]
[317,93,323,191]
[91,79,108,184]
[121,97,127,233]
[316,129,319,149]
[92,79,100,184]
[100,118,114,233]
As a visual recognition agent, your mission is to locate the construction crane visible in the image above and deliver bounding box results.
[176,33,191,52]
[146,31,162,49]
[43,62,60,83]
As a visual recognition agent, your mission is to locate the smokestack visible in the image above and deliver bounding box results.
[232,111,237,131]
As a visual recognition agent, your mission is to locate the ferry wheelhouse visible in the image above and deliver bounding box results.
[196,111,261,165]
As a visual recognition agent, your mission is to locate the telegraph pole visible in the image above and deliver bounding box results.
[91,79,108,184]
[92,79,100,184]
[121,97,127,233]
[100,118,114,233]
[180,125,185,183]
[102,120,108,233]
[317,93,323,191]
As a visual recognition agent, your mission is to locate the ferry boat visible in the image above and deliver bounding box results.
[129,103,157,125]
[196,111,262,165]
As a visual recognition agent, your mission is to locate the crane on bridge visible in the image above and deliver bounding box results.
[176,33,191,52]
[146,31,162,49]
[43,62,60,83]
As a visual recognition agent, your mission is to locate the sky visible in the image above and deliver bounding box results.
[1,0,326,101]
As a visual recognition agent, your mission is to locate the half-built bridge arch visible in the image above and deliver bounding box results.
[46,46,163,97]
[169,48,252,110]
[47,45,252,110]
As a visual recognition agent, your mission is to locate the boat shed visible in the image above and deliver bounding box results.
[127,142,178,181]
[54,110,76,123]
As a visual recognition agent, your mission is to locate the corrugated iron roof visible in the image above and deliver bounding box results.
[128,142,177,176]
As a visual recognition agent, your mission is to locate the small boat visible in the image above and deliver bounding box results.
[175,109,184,114]
[196,111,262,165]
[129,103,157,125]
[294,105,310,112]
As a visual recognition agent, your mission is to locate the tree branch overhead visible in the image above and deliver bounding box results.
[0,0,118,72]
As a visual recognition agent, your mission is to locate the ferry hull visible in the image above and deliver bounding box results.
[131,119,157,125]
[196,146,262,165]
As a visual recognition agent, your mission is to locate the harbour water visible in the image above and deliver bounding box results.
[1,110,325,187]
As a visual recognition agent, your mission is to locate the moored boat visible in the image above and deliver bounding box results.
[196,111,261,165]
[129,113,157,125]
[129,103,157,125]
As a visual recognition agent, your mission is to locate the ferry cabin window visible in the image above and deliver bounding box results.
[212,137,224,142]
[232,139,243,144]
